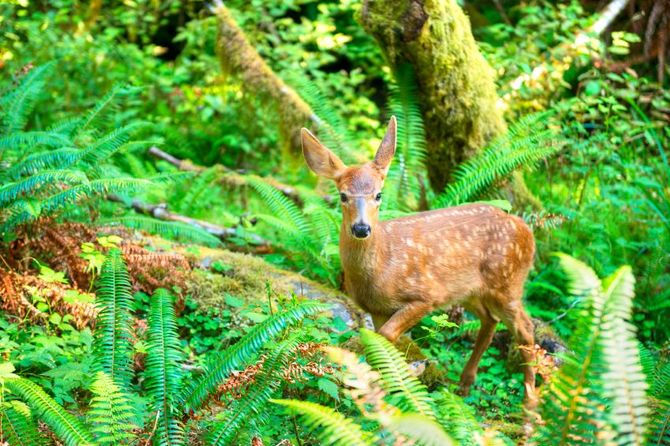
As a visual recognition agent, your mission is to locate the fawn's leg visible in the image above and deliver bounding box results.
[500,304,537,409]
[371,314,390,331]
[377,302,432,342]
[458,308,497,396]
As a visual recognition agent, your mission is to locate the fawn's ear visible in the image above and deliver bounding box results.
[373,116,397,176]
[301,128,347,179]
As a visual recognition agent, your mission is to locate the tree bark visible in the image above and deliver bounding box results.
[212,1,317,154]
[359,0,507,192]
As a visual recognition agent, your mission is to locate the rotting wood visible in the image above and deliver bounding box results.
[106,194,272,252]
[148,146,333,204]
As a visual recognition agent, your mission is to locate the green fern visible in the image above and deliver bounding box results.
[0,170,89,207]
[181,300,329,411]
[5,148,82,178]
[4,377,94,446]
[92,249,135,389]
[385,63,427,210]
[387,413,455,446]
[535,254,648,446]
[145,288,186,446]
[291,76,359,163]
[359,328,436,419]
[0,130,72,151]
[87,372,135,445]
[0,63,53,134]
[599,266,648,445]
[433,112,559,208]
[205,335,302,445]
[102,216,223,247]
[0,400,45,446]
[272,399,376,446]
[431,390,483,445]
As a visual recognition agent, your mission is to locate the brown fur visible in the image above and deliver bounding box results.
[301,117,538,408]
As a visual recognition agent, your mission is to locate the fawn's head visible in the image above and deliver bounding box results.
[301,116,396,240]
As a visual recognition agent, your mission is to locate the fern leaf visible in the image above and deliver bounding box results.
[0,400,45,446]
[206,335,302,445]
[145,289,186,446]
[79,122,147,165]
[600,266,648,445]
[4,377,94,446]
[359,328,436,419]
[5,148,82,178]
[0,63,53,134]
[41,177,151,213]
[386,63,427,209]
[387,413,455,446]
[649,399,670,446]
[88,371,135,445]
[248,176,311,235]
[181,301,328,410]
[93,249,135,390]
[0,170,88,207]
[433,113,559,208]
[76,84,127,132]
[432,390,482,446]
[101,216,222,247]
[272,399,376,446]
[0,130,72,151]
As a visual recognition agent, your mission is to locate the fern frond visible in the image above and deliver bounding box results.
[4,377,94,446]
[432,390,482,446]
[272,399,376,446]
[41,177,151,213]
[248,176,311,235]
[87,371,135,445]
[181,301,329,410]
[0,400,45,446]
[206,335,302,445]
[145,289,185,446]
[359,328,435,419]
[649,399,670,446]
[93,249,134,390]
[433,113,559,208]
[0,130,72,151]
[79,122,147,165]
[291,76,359,162]
[102,216,222,247]
[387,413,455,446]
[0,170,88,207]
[386,63,427,209]
[76,84,127,133]
[535,255,642,446]
[0,63,53,134]
[600,266,648,445]
[5,148,82,178]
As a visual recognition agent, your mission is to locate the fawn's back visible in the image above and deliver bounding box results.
[340,203,535,317]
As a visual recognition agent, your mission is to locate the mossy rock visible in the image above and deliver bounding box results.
[176,246,365,330]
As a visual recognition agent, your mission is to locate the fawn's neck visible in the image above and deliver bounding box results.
[339,221,386,278]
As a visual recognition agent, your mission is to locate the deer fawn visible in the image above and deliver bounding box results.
[301,116,538,408]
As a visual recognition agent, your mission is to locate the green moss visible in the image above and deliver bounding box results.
[359,0,506,191]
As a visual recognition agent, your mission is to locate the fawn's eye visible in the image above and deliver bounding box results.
[375,192,382,201]
[340,193,348,203]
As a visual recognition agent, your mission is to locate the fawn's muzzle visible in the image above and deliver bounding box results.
[351,222,371,239]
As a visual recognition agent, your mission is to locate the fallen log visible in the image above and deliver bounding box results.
[148,146,333,204]
[106,194,272,252]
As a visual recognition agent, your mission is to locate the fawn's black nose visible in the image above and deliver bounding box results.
[351,223,371,239]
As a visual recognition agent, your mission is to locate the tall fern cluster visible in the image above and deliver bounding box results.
[0,64,153,235]
[535,254,650,445]
[273,328,491,445]
[0,249,329,445]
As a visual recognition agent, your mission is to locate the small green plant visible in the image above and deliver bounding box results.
[0,250,329,445]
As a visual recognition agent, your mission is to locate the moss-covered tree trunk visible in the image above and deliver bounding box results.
[359,0,506,191]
